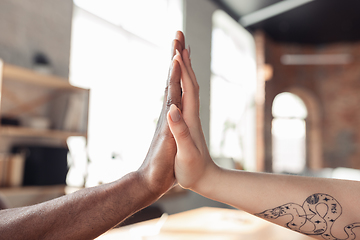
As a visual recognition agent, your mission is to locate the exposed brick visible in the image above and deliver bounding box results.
[264,36,360,170]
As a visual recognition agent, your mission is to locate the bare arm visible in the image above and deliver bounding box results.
[0,173,159,239]
[169,43,360,240]
[0,31,186,240]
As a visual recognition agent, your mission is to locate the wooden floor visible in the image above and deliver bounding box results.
[97,207,315,240]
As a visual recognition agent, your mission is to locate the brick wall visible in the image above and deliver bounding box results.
[0,0,73,78]
[264,37,360,169]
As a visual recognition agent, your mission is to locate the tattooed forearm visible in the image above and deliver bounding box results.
[255,193,360,240]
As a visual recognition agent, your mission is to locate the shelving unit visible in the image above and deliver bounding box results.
[0,59,89,200]
[0,59,89,142]
[0,126,86,139]
[2,63,84,90]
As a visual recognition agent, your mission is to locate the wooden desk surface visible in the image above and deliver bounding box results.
[97,207,315,240]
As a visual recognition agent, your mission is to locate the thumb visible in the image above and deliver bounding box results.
[167,104,196,151]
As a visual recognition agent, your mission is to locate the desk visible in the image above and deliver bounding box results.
[97,207,315,240]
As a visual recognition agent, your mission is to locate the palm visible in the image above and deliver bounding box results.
[168,44,213,191]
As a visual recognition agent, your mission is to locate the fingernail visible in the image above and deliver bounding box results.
[175,49,180,57]
[170,104,181,122]
[187,45,191,57]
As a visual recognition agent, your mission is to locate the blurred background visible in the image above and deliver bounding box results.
[0,0,359,219]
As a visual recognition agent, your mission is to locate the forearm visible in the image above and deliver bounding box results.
[168,33,360,239]
[0,31,184,240]
[200,167,343,211]
[0,171,159,240]
[194,164,360,240]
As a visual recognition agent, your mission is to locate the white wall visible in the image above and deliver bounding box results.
[0,0,73,78]
[182,0,218,145]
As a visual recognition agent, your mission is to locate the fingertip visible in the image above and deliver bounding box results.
[171,39,183,59]
[175,30,182,39]
[175,31,185,49]
[174,49,186,65]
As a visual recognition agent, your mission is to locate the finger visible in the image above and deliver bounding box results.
[173,52,199,117]
[166,59,182,110]
[175,31,185,53]
[171,31,185,59]
[173,52,193,93]
[167,31,185,109]
[163,31,185,118]
[171,39,183,59]
[182,49,198,88]
[168,32,185,98]
[167,104,197,152]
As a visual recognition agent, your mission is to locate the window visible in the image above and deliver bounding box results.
[210,10,257,171]
[68,0,183,187]
[272,92,308,173]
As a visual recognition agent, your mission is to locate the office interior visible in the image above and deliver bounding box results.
[0,0,360,236]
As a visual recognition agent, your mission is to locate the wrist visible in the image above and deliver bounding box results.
[191,157,222,196]
[135,166,173,201]
[128,171,163,205]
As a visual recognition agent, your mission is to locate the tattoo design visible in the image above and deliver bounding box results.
[256,193,360,240]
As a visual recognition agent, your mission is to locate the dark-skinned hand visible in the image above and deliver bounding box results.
[137,31,185,197]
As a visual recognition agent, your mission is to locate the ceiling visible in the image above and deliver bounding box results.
[211,0,360,44]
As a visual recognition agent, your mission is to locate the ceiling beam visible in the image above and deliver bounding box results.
[210,0,240,20]
[239,0,313,27]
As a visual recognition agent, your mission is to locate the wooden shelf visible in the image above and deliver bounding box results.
[0,60,89,191]
[2,63,85,91]
[0,59,89,142]
[0,126,86,140]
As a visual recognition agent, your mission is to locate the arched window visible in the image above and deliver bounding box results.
[272,92,308,173]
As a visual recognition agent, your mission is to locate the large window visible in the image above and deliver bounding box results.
[68,0,183,187]
[210,10,257,171]
[272,92,308,173]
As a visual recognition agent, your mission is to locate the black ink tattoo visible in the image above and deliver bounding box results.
[255,193,360,240]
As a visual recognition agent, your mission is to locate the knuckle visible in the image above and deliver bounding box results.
[164,85,169,95]
[166,98,173,107]
[177,126,191,140]
[190,86,199,97]
[166,97,180,108]
[168,76,180,87]
[194,82,200,92]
